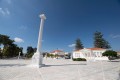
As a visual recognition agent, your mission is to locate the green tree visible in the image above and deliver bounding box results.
[102,50,117,60]
[0,34,14,46]
[50,54,54,58]
[26,46,34,58]
[27,46,34,54]
[33,48,37,53]
[94,31,111,49]
[2,44,20,57]
[47,53,51,57]
[19,47,23,56]
[75,38,84,50]
[0,34,20,58]
[0,48,3,58]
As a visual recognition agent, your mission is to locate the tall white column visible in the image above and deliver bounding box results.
[37,14,46,53]
[31,14,46,68]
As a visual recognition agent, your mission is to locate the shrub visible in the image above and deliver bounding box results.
[81,58,86,61]
[50,54,54,58]
[47,53,51,57]
[26,53,34,58]
[72,58,77,61]
[102,50,117,60]
[72,58,86,61]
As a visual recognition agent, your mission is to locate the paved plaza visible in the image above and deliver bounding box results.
[0,58,120,80]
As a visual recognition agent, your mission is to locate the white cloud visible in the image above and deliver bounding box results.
[1,0,11,4]
[6,8,10,15]
[110,34,120,39]
[0,8,5,15]
[14,37,24,43]
[0,8,10,16]
[68,44,75,47]
[6,0,11,4]
[19,26,28,30]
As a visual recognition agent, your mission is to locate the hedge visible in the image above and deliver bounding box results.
[72,58,86,61]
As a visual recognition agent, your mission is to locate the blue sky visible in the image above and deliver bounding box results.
[0,0,120,52]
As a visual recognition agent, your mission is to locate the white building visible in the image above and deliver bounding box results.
[50,50,65,57]
[73,48,108,60]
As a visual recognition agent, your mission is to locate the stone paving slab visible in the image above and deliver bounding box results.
[0,59,120,80]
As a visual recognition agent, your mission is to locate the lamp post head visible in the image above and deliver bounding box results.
[39,14,46,20]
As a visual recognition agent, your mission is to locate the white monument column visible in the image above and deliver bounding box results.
[31,14,46,68]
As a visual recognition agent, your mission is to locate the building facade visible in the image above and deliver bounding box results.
[50,50,65,57]
[73,48,108,60]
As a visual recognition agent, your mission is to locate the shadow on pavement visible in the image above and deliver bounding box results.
[108,61,120,62]
[0,64,26,67]
[44,63,87,67]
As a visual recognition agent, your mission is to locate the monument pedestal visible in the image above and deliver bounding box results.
[31,52,45,68]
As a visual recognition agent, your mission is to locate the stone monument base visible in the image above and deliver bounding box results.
[30,52,44,68]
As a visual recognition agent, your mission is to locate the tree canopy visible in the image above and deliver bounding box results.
[94,31,111,49]
[0,34,14,46]
[102,50,117,57]
[27,46,34,54]
[0,34,21,58]
[102,50,117,60]
[75,38,84,50]
[26,46,36,58]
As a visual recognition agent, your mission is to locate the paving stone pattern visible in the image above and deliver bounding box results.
[0,58,120,80]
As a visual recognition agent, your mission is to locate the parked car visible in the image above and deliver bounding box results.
[65,56,71,59]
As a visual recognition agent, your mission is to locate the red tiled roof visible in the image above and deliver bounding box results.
[74,48,106,51]
[88,48,106,50]
[51,50,63,53]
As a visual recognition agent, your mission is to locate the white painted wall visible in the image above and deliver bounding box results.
[92,50,106,57]
[72,48,108,60]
